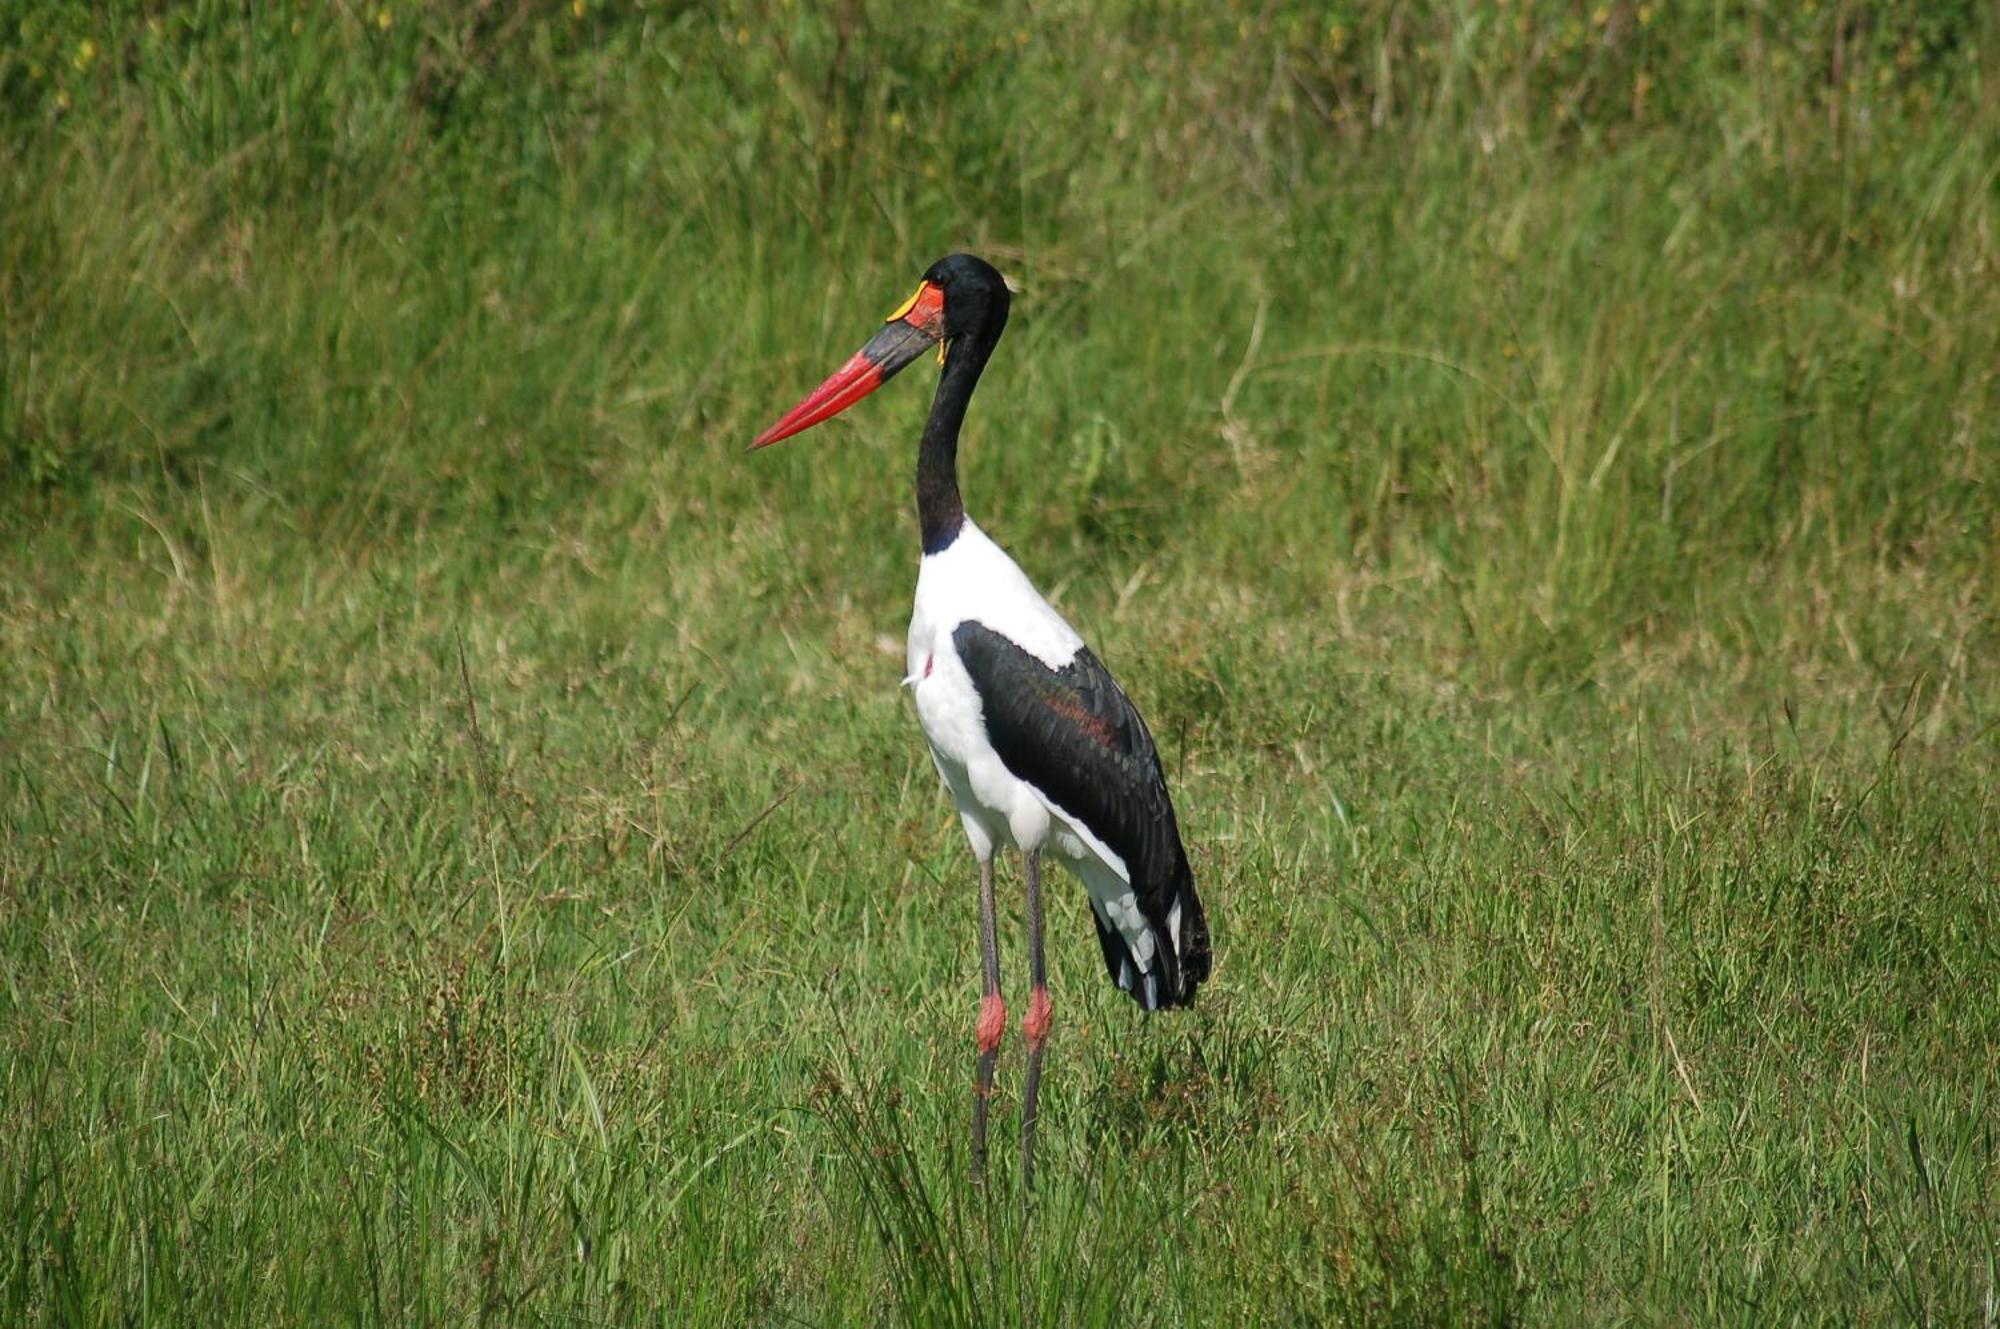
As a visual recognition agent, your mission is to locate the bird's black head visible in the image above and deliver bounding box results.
[922,253,1012,352]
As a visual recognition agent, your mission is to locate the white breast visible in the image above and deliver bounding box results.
[905,521,1082,681]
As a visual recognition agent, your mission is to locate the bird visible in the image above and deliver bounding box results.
[752,253,1211,1184]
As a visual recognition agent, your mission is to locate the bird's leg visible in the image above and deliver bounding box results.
[971,855,1005,1181]
[1020,848,1052,1190]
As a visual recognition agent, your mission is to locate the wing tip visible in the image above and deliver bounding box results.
[1098,912,1211,1013]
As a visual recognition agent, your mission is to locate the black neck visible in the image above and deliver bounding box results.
[916,332,997,555]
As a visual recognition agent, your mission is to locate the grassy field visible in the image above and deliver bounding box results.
[3,2,1997,1322]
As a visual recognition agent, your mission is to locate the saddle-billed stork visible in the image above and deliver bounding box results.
[753,253,1212,1183]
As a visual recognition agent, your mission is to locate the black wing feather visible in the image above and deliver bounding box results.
[951,620,1211,1008]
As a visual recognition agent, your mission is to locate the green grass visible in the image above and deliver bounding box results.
[3,1,1997,1322]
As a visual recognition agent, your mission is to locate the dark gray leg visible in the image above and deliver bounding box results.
[972,856,1004,1181]
[1020,849,1051,1189]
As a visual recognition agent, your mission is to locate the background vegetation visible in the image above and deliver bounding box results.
[3,0,1995,1322]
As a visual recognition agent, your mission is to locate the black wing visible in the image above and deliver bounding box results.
[951,620,1211,1008]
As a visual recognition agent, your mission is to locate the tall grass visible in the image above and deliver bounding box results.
[2,2,1996,1322]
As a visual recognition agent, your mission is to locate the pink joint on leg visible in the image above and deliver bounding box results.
[976,994,1007,1055]
[1023,986,1053,1050]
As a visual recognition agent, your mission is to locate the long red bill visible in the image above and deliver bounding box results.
[752,280,947,448]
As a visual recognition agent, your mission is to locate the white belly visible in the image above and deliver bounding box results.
[908,631,1050,860]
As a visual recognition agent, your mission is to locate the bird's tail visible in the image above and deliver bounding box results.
[1092,868,1211,1012]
